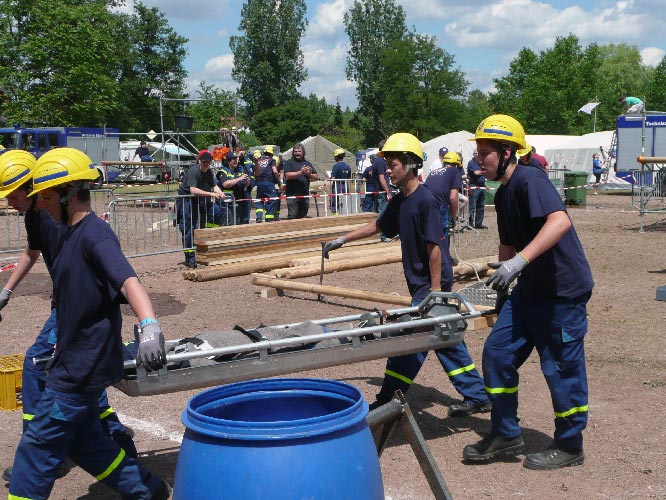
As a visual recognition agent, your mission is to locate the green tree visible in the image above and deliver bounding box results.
[593,43,651,129]
[646,55,666,111]
[185,82,240,150]
[344,0,407,145]
[378,33,468,141]
[230,0,308,118]
[0,0,188,130]
[0,0,121,126]
[251,94,333,148]
[333,100,343,128]
[114,2,188,133]
[461,90,492,132]
[490,35,602,134]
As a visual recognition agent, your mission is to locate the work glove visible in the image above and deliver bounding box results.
[486,253,529,292]
[137,320,167,372]
[0,288,11,311]
[323,236,346,259]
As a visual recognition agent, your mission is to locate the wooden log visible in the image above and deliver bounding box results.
[252,276,412,306]
[288,242,401,267]
[197,224,364,253]
[273,252,403,279]
[194,212,376,243]
[186,254,304,281]
[196,238,378,266]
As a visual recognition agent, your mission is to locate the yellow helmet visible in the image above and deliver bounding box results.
[472,114,526,149]
[378,133,424,163]
[264,145,274,155]
[31,148,99,196]
[442,151,462,166]
[252,150,262,159]
[333,147,345,158]
[0,150,37,197]
[516,142,532,157]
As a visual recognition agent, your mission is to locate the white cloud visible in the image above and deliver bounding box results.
[308,0,352,38]
[444,0,653,52]
[303,42,349,78]
[641,47,665,66]
[204,53,234,74]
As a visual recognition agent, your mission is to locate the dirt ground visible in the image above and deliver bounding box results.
[0,193,665,499]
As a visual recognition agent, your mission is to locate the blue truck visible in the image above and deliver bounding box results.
[0,125,120,182]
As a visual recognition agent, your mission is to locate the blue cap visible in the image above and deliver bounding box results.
[439,147,449,156]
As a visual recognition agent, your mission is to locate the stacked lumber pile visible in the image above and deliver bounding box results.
[184,213,381,281]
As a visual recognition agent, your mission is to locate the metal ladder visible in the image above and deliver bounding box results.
[599,131,617,183]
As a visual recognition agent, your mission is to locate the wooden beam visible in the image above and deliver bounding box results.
[252,276,412,306]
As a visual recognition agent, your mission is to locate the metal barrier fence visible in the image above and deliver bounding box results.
[323,179,366,216]
[107,193,237,258]
[0,205,24,256]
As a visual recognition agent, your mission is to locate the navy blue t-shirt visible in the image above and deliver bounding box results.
[495,165,594,299]
[372,156,388,190]
[362,164,378,192]
[47,212,136,393]
[466,158,486,187]
[283,158,315,196]
[424,166,463,209]
[26,206,63,278]
[377,185,453,301]
[331,161,352,194]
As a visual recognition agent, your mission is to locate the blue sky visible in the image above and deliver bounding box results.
[124,0,665,109]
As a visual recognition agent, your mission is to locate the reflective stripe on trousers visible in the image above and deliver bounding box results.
[482,286,590,449]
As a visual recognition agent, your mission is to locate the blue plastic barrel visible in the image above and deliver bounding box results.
[173,378,384,500]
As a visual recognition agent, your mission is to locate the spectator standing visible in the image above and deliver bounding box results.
[330,148,352,214]
[132,141,153,162]
[9,148,169,500]
[253,148,279,222]
[619,96,644,114]
[530,146,549,174]
[217,151,250,225]
[177,150,224,268]
[238,150,255,224]
[361,155,379,213]
[466,149,487,229]
[592,152,607,194]
[462,114,594,471]
[323,133,490,417]
[283,143,318,219]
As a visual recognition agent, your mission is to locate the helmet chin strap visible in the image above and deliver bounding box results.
[494,143,516,180]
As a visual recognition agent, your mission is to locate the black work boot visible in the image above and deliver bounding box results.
[523,446,585,470]
[463,434,524,461]
[2,467,10,482]
[448,400,492,417]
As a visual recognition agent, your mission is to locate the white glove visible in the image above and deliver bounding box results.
[137,320,167,372]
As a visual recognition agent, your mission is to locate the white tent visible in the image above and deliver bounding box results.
[525,134,575,157]
[421,131,475,179]
[543,131,629,187]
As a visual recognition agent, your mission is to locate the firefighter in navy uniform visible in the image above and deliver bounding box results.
[330,148,352,214]
[8,148,169,500]
[323,133,490,417]
[217,151,250,226]
[253,148,279,222]
[238,150,255,224]
[0,150,137,483]
[462,114,594,470]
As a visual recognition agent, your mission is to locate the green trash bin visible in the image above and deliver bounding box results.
[563,171,589,207]
[484,181,501,205]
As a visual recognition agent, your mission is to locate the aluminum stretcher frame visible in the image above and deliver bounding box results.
[115,292,485,397]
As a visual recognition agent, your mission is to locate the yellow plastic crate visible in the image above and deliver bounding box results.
[0,354,24,411]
